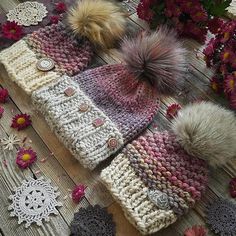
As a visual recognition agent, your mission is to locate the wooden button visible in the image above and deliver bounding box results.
[79,103,89,112]
[36,58,55,71]
[92,118,104,127]
[64,87,75,97]
[108,138,118,149]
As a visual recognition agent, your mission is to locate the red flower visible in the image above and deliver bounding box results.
[2,21,23,40]
[11,113,31,130]
[230,92,236,110]
[50,15,61,24]
[55,2,67,13]
[166,103,181,119]
[72,184,86,203]
[224,74,236,95]
[16,148,37,169]
[184,225,207,236]
[229,177,236,198]
[210,76,223,94]
[191,8,208,23]
[0,88,9,103]
[0,106,4,118]
[208,17,224,34]
[137,1,154,22]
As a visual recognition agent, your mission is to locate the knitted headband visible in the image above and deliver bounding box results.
[101,102,236,234]
[32,27,187,169]
[0,0,127,94]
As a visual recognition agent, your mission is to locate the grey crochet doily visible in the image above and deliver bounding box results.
[70,205,115,236]
[206,198,236,236]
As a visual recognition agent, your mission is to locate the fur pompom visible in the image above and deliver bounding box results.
[121,27,187,95]
[68,0,126,48]
[172,102,236,167]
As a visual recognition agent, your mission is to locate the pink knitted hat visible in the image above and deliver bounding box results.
[0,0,127,94]
[101,102,236,234]
[32,27,187,170]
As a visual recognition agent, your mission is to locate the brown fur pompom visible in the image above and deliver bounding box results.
[172,102,236,167]
[68,0,127,48]
[121,27,187,95]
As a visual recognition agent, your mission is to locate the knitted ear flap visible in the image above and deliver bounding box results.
[172,102,236,167]
[121,27,187,96]
[67,0,127,48]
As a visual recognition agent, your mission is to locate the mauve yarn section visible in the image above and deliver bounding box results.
[73,63,160,142]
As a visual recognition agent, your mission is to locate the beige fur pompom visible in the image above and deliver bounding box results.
[68,0,127,48]
[172,102,236,167]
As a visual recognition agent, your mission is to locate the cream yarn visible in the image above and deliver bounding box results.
[0,40,59,94]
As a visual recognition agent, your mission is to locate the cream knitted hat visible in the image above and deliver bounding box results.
[101,102,236,235]
[32,28,187,170]
[0,0,127,94]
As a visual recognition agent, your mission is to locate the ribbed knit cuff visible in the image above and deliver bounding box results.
[0,40,59,94]
[32,76,124,169]
[100,153,177,235]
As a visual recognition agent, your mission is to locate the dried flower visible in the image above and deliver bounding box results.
[0,106,4,118]
[0,134,20,151]
[2,21,23,40]
[224,74,236,95]
[50,15,60,24]
[11,113,31,131]
[0,88,9,103]
[55,2,67,13]
[72,184,86,203]
[166,103,181,119]
[184,225,207,236]
[208,17,224,34]
[229,177,236,198]
[16,147,37,169]
[210,77,223,94]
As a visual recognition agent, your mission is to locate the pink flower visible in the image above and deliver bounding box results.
[184,225,207,236]
[72,184,86,203]
[50,15,60,24]
[220,49,232,63]
[2,21,23,40]
[229,177,236,198]
[0,106,4,118]
[210,76,223,94]
[224,74,236,95]
[55,2,67,13]
[16,148,37,169]
[0,88,9,103]
[208,17,224,34]
[191,8,208,23]
[166,103,181,119]
[11,113,32,131]
[137,2,154,22]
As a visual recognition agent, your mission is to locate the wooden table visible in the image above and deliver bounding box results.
[0,0,235,235]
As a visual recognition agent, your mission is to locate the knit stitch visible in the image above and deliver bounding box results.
[32,76,124,169]
[100,131,208,235]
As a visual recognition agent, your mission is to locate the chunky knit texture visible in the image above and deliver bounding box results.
[101,131,208,235]
[32,76,124,169]
[0,22,93,94]
[32,64,160,169]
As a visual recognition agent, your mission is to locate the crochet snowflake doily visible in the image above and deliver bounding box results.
[8,177,62,228]
[7,2,48,26]
[0,134,20,151]
[206,198,236,236]
[70,205,116,236]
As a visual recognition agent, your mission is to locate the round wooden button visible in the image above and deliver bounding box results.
[108,138,118,149]
[36,58,55,71]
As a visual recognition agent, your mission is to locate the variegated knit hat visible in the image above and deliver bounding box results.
[101,102,236,235]
[32,27,187,169]
[0,0,127,94]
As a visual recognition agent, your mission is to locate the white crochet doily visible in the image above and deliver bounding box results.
[7,2,48,26]
[8,177,62,228]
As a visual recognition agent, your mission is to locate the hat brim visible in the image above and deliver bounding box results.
[100,154,177,235]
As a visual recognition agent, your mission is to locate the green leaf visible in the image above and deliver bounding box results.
[202,0,232,16]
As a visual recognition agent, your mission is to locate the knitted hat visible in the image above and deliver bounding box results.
[100,102,236,235]
[32,27,187,169]
[0,0,127,94]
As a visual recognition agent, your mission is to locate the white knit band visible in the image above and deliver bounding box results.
[32,76,124,169]
[100,154,177,235]
[0,40,59,94]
